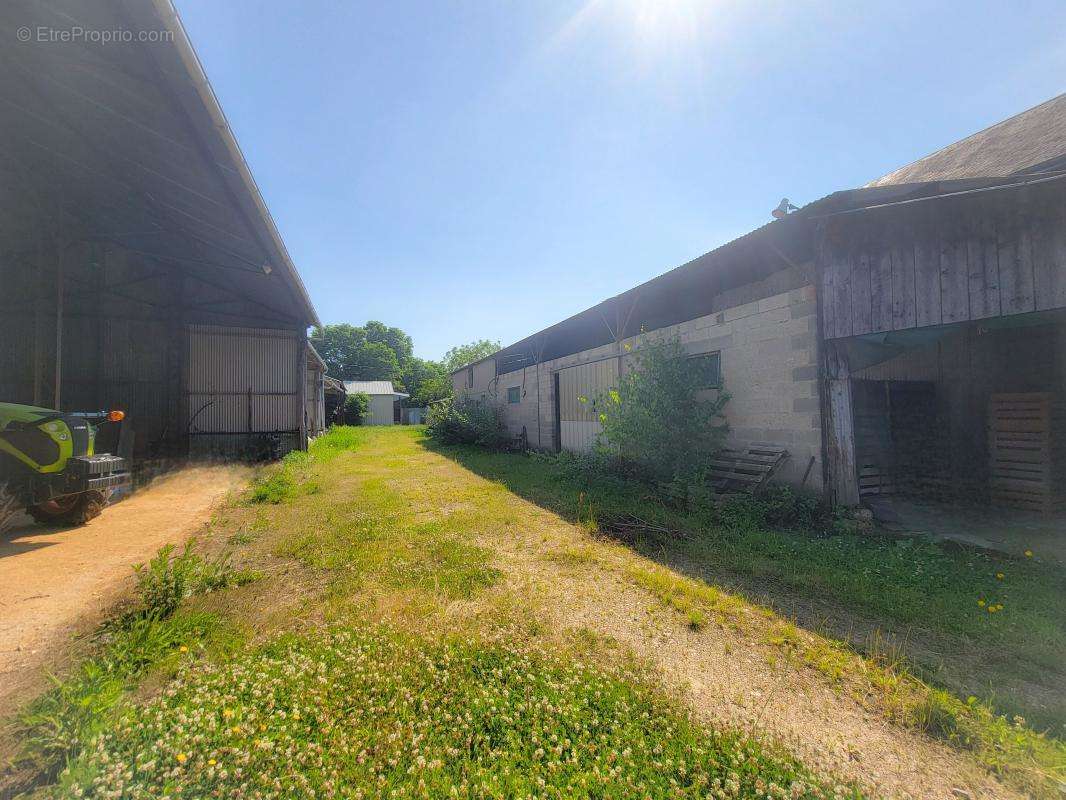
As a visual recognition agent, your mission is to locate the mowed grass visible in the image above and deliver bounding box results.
[13,426,859,799]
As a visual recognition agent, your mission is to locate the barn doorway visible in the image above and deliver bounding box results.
[847,312,1066,559]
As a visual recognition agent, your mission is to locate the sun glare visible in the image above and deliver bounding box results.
[549,0,720,57]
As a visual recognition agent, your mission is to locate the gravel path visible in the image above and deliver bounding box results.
[0,465,248,714]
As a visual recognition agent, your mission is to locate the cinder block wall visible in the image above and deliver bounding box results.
[454,280,823,492]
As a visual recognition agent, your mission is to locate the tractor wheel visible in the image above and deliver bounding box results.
[28,491,106,527]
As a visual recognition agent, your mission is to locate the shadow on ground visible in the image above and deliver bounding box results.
[425,438,1066,736]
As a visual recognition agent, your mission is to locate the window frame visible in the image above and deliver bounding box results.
[507,386,521,404]
[688,350,722,389]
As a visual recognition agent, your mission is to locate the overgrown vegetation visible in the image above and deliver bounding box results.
[341,391,370,425]
[54,627,859,800]
[596,337,729,502]
[425,396,510,448]
[436,442,1066,792]
[15,542,254,785]
[11,427,1062,799]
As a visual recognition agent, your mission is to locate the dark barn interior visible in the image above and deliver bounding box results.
[819,177,1066,553]
[0,0,318,462]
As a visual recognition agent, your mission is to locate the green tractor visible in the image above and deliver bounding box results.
[0,402,132,528]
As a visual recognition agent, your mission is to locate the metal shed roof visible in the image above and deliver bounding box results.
[0,0,319,327]
[343,381,408,397]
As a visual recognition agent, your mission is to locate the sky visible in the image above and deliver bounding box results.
[175,0,1066,361]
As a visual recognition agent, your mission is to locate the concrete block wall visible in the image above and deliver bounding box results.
[454,283,823,492]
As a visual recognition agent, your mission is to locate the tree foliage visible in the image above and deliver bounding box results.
[597,337,729,492]
[443,339,500,372]
[401,358,452,407]
[342,392,370,425]
[311,322,410,382]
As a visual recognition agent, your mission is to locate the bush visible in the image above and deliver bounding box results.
[342,392,370,425]
[596,337,729,499]
[425,396,510,448]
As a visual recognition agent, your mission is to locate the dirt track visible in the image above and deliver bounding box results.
[0,466,249,713]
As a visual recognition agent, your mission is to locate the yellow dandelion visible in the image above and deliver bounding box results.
[995,572,1005,580]
[977,599,986,607]
[231,726,241,734]
[178,645,188,653]
[1024,549,1033,558]
[223,709,235,719]
[623,343,632,352]
[175,753,188,764]
[207,758,217,766]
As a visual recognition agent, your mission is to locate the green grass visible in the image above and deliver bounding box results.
[52,626,860,800]
[14,426,1062,799]
[13,542,254,788]
[430,442,1066,797]
[434,445,1066,690]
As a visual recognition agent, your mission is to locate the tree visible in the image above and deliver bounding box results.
[443,339,500,372]
[400,357,452,407]
[364,321,413,368]
[311,323,407,382]
[597,337,729,489]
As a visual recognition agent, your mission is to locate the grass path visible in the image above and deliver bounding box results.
[10,426,1058,798]
[253,428,1026,799]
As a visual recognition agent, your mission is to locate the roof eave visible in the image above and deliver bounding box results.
[149,0,320,328]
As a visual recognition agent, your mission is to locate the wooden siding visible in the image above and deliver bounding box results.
[818,182,1066,341]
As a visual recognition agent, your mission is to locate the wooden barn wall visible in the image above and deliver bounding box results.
[818,181,1066,341]
[854,320,1066,496]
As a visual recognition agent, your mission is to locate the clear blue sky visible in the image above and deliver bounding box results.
[176,1,1065,361]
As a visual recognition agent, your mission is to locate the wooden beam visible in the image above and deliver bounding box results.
[824,342,859,507]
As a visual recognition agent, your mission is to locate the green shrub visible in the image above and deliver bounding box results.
[593,337,728,503]
[342,391,370,425]
[425,396,510,448]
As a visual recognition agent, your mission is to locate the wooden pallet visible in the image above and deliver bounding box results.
[709,443,789,492]
[858,464,896,496]
[988,392,1064,513]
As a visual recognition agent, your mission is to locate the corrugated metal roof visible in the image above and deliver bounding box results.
[344,381,404,396]
[867,93,1066,187]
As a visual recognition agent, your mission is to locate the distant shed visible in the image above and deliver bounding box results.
[343,382,409,426]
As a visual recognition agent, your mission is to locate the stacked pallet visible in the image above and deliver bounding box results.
[988,393,1064,513]
[708,443,789,493]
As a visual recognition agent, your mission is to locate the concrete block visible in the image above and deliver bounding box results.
[723,301,759,322]
[791,332,813,350]
[758,293,790,312]
[793,397,820,412]
[790,300,817,319]
[792,365,818,381]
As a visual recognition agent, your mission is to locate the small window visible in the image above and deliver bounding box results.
[689,352,721,388]
[466,366,474,388]
[507,386,521,404]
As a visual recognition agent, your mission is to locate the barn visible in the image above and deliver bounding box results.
[451,95,1066,546]
[0,0,323,462]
